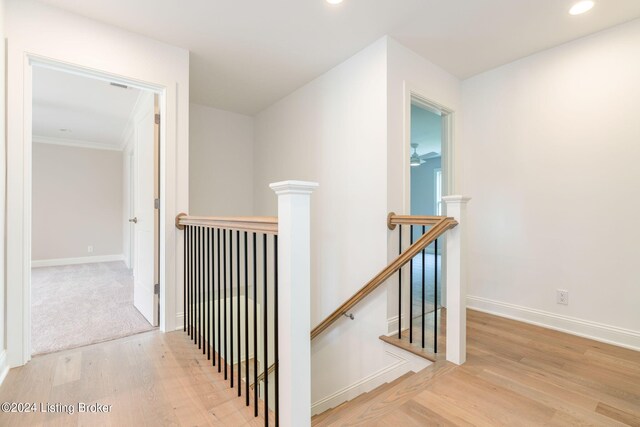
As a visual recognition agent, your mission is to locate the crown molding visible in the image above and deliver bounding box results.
[32,135,122,152]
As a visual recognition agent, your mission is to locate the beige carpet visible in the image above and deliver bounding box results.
[31,261,155,355]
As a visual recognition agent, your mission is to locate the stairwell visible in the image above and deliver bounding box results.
[312,361,456,426]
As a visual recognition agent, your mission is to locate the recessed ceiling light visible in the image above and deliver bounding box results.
[569,1,594,15]
[326,0,344,5]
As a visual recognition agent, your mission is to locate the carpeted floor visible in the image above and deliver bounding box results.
[31,261,155,355]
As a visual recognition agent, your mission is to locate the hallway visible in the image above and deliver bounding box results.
[0,330,270,426]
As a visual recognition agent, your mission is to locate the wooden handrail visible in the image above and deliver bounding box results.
[175,213,278,234]
[387,212,446,229]
[252,362,276,388]
[310,216,457,340]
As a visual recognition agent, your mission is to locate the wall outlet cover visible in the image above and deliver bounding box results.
[557,289,569,305]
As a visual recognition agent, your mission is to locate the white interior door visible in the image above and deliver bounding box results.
[129,153,135,269]
[133,94,159,326]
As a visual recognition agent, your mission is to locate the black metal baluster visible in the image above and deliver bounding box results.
[245,231,250,406]
[422,226,426,349]
[184,225,188,333]
[231,230,235,388]
[211,227,216,366]
[207,227,211,360]
[191,226,195,340]
[410,225,414,344]
[398,224,402,339]
[253,232,258,417]
[197,226,201,349]
[202,227,206,355]
[223,229,228,380]
[191,226,195,341]
[263,234,269,427]
[434,238,438,354]
[217,228,222,371]
[237,229,241,396]
[186,226,190,336]
[274,234,279,427]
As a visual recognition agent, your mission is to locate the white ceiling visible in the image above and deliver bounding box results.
[33,66,142,149]
[37,0,640,115]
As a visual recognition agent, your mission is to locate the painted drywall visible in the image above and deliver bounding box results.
[253,37,392,412]
[0,0,8,379]
[190,103,254,216]
[386,36,462,335]
[6,0,189,366]
[32,143,123,260]
[461,19,640,348]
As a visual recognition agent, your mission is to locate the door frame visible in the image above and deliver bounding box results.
[403,88,455,215]
[7,54,175,366]
[402,86,456,313]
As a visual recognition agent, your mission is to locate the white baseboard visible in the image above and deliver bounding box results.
[467,295,640,351]
[0,350,9,388]
[311,340,430,416]
[31,254,124,268]
[386,314,405,336]
[175,312,184,331]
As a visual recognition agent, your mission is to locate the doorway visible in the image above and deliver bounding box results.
[408,95,451,333]
[30,65,160,355]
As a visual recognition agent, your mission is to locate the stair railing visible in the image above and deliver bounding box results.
[176,180,318,427]
[311,196,470,366]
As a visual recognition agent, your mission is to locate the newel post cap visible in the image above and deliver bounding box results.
[270,180,319,195]
[442,195,471,204]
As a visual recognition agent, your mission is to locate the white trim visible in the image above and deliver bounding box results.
[33,135,122,152]
[467,296,640,351]
[175,312,184,331]
[386,314,405,336]
[269,180,319,195]
[30,57,162,92]
[0,351,9,387]
[403,84,456,215]
[7,50,184,367]
[31,254,125,268]
[311,340,431,416]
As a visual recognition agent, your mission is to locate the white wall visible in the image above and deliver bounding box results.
[462,19,640,349]
[0,0,8,383]
[5,0,189,366]
[386,37,462,332]
[32,143,123,261]
[253,38,394,413]
[190,103,254,216]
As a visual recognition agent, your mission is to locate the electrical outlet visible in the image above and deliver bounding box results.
[88,245,93,254]
[557,289,569,305]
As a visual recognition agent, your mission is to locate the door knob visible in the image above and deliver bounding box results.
[129,217,138,224]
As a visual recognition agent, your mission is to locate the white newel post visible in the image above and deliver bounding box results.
[443,195,471,365]
[270,180,318,427]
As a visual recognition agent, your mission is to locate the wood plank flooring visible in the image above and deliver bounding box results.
[0,330,269,427]
[314,309,640,426]
[2,309,639,426]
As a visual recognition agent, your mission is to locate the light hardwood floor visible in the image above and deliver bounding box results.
[0,330,269,427]
[314,309,640,426]
[2,310,639,426]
